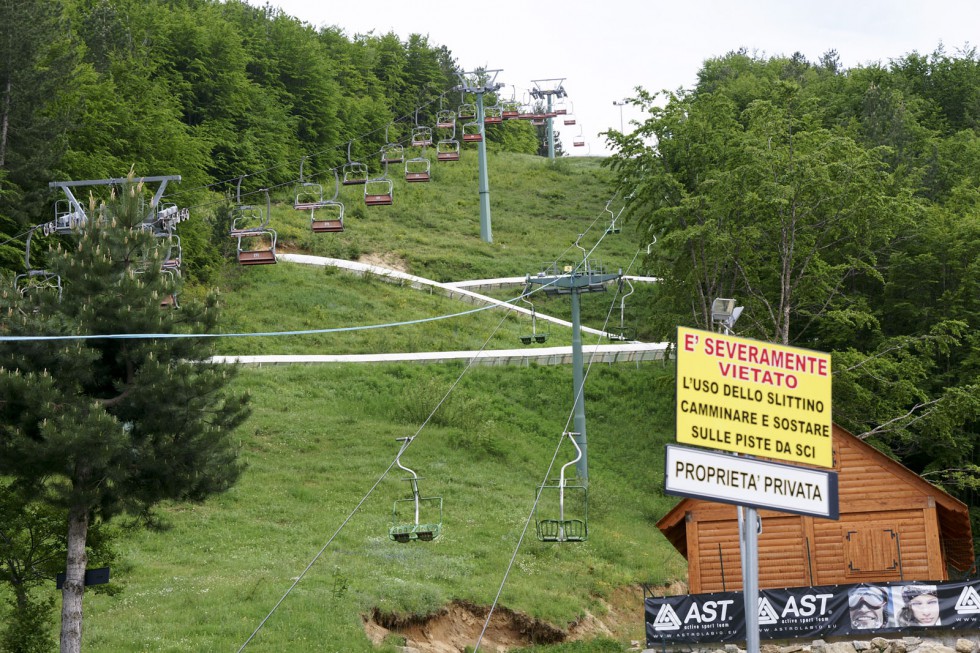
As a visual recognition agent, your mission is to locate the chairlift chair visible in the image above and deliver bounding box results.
[500,86,520,119]
[157,233,182,273]
[604,199,622,235]
[294,157,326,210]
[436,138,460,162]
[381,124,405,165]
[15,269,63,303]
[518,288,549,345]
[607,278,637,341]
[342,142,369,185]
[47,199,86,236]
[309,170,346,231]
[230,183,277,265]
[436,109,456,130]
[236,232,277,265]
[365,166,394,206]
[14,227,62,302]
[310,203,345,232]
[405,155,431,182]
[389,437,443,543]
[381,142,405,165]
[159,268,180,309]
[535,433,588,542]
[484,104,503,125]
[462,121,482,143]
[457,102,475,120]
[411,125,433,148]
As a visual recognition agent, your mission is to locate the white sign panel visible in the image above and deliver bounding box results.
[664,444,839,519]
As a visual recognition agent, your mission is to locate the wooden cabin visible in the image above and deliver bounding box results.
[657,424,975,593]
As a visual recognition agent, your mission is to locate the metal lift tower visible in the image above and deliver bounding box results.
[525,258,620,482]
[530,79,567,161]
[456,69,504,244]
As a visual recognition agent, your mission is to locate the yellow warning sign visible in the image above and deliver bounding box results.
[676,327,833,468]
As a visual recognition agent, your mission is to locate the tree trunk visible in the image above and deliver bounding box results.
[60,503,89,653]
[0,74,11,168]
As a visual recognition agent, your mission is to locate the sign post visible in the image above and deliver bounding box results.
[674,326,834,653]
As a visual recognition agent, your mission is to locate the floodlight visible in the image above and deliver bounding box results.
[711,298,743,334]
[711,298,736,321]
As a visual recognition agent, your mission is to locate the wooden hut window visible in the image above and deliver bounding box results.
[845,523,901,576]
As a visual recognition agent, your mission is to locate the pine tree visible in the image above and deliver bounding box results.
[0,177,250,652]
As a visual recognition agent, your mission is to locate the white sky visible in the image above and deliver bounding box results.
[256,0,978,156]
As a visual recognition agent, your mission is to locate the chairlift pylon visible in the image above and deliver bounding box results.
[535,432,588,542]
[389,436,443,543]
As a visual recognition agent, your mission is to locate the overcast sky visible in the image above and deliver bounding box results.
[255,0,978,156]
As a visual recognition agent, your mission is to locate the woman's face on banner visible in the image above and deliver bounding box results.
[907,593,939,625]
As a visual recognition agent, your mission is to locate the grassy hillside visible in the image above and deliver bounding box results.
[39,153,686,651]
[213,152,657,356]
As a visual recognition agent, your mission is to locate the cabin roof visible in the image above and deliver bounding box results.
[656,424,975,571]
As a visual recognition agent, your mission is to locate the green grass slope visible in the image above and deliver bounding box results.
[77,153,683,651]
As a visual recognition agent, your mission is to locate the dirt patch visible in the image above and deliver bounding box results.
[364,587,653,652]
[358,252,410,274]
[365,600,562,652]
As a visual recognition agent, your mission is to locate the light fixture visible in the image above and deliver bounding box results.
[711,298,743,334]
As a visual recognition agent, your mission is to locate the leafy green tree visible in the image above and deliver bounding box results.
[0,0,79,246]
[607,69,917,345]
[0,179,250,652]
[607,50,980,509]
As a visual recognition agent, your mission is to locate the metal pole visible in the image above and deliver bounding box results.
[546,94,556,161]
[570,288,587,481]
[613,100,626,133]
[717,311,759,653]
[476,90,492,243]
[742,506,760,653]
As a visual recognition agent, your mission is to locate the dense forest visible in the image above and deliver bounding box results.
[605,47,980,529]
